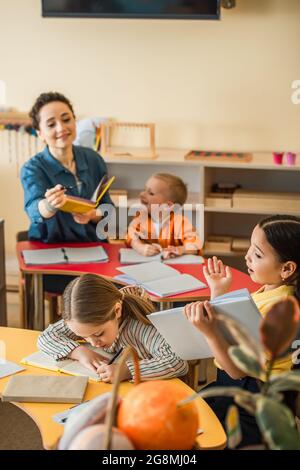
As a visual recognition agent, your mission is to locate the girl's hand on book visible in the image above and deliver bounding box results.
[184,300,218,338]
[72,209,97,224]
[203,256,232,299]
[69,346,104,373]
[96,363,131,383]
[45,185,67,209]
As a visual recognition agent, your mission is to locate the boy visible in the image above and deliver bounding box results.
[126,173,202,259]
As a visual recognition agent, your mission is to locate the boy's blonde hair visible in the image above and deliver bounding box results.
[153,173,187,206]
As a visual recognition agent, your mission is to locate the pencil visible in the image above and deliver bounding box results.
[108,348,123,365]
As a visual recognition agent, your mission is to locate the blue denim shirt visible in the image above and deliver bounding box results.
[21,145,113,243]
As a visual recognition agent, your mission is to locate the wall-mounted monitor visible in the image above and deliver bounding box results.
[42,1,221,20]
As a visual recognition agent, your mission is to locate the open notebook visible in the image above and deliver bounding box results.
[60,175,115,214]
[22,246,108,266]
[21,346,114,382]
[119,248,204,265]
[115,261,206,297]
[148,289,262,359]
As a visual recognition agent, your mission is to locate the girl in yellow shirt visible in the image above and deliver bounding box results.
[184,214,300,447]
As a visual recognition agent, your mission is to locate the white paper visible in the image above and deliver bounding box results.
[0,360,25,379]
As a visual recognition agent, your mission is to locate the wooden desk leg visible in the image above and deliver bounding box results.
[159,301,172,311]
[33,273,44,331]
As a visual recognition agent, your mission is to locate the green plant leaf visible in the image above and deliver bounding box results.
[228,345,264,379]
[217,313,264,363]
[234,392,259,416]
[268,371,300,394]
[255,396,300,450]
[198,386,253,400]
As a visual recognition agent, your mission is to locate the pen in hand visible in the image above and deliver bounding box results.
[107,348,123,365]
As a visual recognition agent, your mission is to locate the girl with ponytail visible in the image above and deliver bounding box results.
[38,274,188,383]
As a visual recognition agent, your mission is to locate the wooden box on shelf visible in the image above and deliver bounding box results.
[233,190,300,212]
[205,193,232,208]
[232,238,250,252]
[204,235,232,254]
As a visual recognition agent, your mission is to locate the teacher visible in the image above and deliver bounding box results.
[21,91,112,243]
[21,91,113,293]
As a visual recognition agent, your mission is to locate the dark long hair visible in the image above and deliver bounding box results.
[259,215,300,302]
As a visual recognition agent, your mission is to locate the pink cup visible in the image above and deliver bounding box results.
[273,152,284,165]
[285,152,296,166]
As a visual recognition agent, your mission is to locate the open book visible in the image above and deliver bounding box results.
[60,175,115,214]
[22,246,108,265]
[148,289,262,359]
[21,346,114,382]
[119,248,204,265]
[115,261,206,297]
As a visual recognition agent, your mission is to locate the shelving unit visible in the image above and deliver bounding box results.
[103,149,300,273]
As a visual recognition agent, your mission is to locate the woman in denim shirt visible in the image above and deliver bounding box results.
[21,92,113,292]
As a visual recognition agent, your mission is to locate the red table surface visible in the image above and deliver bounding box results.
[17,241,259,302]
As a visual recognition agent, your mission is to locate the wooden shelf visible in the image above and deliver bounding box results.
[205,206,300,216]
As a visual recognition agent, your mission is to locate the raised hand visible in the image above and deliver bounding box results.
[203,256,232,299]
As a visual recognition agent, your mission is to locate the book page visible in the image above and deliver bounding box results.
[119,248,162,264]
[0,360,25,379]
[64,246,108,263]
[117,261,180,284]
[143,273,206,297]
[21,351,73,371]
[22,248,65,265]
[148,307,212,360]
[62,361,101,382]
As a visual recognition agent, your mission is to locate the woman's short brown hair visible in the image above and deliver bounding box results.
[29,91,75,130]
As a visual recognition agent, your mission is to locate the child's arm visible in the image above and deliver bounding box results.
[37,319,81,361]
[184,301,246,380]
[38,319,107,372]
[131,238,161,257]
[203,256,232,299]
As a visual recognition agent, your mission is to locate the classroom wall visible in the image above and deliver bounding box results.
[0,0,300,252]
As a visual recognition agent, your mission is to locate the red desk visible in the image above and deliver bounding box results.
[17,241,259,330]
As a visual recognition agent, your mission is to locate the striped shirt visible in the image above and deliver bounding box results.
[37,316,188,381]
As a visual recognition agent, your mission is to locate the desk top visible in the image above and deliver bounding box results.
[0,327,226,450]
[16,241,259,302]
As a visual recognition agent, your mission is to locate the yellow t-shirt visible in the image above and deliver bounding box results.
[215,284,295,378]
[252,284,295,376]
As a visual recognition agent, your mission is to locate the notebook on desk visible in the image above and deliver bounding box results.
[2,375,88,404]
[114,261,206,297]
[21,346,114,382]
[22,246,108,266]
[119,248,204,265]
[148,289,262,360]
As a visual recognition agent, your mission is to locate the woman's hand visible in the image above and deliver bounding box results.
[96,363,131,383]
[69,345,104,373]
[184,300,218,339]
[72,209,98,224]
[203,256,232,299]
[44,185,67,209]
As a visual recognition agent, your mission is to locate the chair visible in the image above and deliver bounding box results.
[16,231,61,328]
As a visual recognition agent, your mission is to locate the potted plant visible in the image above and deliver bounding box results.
[181,297,300,450]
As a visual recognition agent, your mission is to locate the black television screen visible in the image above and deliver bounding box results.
[41,1,220,20]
